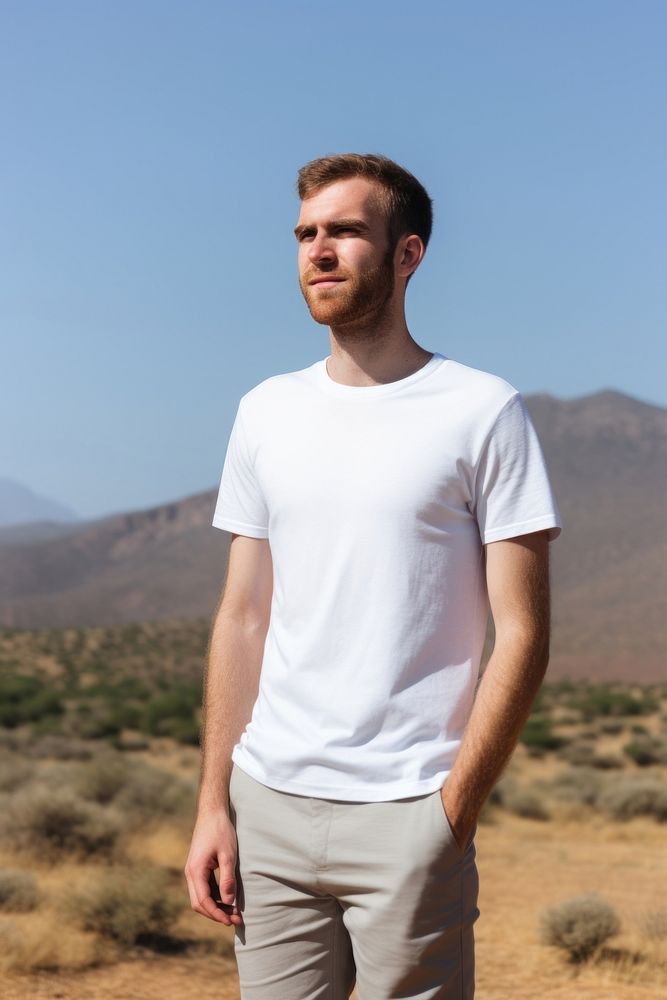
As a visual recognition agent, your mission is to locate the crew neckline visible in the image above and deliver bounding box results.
[312,351,447,399]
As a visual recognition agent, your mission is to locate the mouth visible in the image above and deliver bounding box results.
[308,276,346,287]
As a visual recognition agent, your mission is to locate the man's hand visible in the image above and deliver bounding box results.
[186,534,272,927]
[440,783,478,853]
[436,531,552,851]
[184,810,243,926]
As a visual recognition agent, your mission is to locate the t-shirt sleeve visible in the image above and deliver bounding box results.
[472,392,562,544]
[212,400,269,538]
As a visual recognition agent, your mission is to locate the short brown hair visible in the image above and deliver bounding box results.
[296,153,433,252]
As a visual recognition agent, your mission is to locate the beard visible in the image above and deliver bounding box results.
[299,248,395,334]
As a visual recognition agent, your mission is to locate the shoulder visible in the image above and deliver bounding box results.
[439,358,523,446]
[443,358,519,409]
[238,360,318,412]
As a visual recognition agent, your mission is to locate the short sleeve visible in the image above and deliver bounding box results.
[212,400,269,538]
[472,392,562,544]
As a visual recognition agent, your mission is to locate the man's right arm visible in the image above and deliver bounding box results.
[184,533,273,926]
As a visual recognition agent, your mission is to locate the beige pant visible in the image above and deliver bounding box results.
[228,762,480,1000]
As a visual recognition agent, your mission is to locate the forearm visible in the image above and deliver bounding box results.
[196,608,266,817]
[443,626,549,829]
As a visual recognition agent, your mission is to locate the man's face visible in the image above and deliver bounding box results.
[295,177,396,329]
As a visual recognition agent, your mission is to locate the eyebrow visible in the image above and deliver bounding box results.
[293,217,371,240]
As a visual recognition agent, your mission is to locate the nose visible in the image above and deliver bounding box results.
[307,232,336,267]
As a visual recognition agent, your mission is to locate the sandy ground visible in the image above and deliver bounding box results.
[4,809,665,999]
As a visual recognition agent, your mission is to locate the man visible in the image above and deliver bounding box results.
[185,153,562,999]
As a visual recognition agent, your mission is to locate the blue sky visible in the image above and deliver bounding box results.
[2,1,665,520]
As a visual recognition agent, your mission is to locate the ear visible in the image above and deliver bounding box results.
[396,234,425,280]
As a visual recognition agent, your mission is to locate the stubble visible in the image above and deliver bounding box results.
[300,247,396,340]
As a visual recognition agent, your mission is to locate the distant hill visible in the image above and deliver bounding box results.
[0,491,229,627]
[0,477,79,528]
[1,390,664,682]
[526,390,666,681]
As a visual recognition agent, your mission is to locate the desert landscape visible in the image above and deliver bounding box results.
[1,388,665,997]
[2,390,666,682]
[0,622,665,999]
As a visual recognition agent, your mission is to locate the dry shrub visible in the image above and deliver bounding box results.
[548,767,604,807]
[114,760,195,826]
[0,870,38,912]
[0,912,100,973]
[598,776,667,821]
[488,776,550,819]
[502,786,550,821]
[589,753,624,770]
[75,751,131,804]
[0,753,34,793]
[113,733,151,752]
[0,730,21,751]
[553,711,582,727]
[1,786,121,860]
[598,719,625,735]
[640,908,667,942]
[540,893,620,962]
[74,752,193,824]
[67,867,184,946]
[26,734,92,761]
[623,735,667,767]
[557,739,596,766]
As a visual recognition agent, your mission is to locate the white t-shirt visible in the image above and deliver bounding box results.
[212,351,562,801]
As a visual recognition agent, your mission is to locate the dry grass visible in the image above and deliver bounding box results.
[0,910,104,975]
[0,693,665,997]
[474,814,666,998]
[1,809,664,997]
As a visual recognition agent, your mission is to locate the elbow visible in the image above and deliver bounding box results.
[494,619,551,675]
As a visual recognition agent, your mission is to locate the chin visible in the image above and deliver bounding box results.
[308,308,341,326]
[303,295,347,326]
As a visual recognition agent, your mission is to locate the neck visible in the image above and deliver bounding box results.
[326,313,432,388]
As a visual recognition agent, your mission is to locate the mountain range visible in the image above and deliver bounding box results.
[1,389,665,682]
[0,477,78,529]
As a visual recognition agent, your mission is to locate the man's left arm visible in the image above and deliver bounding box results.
[440,529,551,851]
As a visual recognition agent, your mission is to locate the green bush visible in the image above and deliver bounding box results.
[539,893,620,962]
[68,867,184,946]
[0,871,39,912]
[573,686,658,721]
[154,717,201,746]
[519,717,564,754]
[0,675,64,728]
[30,714,66,738]
[84,678,152,702]
[72,703,123,740]
[144,685,201,737]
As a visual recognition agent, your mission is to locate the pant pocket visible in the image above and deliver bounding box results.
[229,762,241,817]
[431,786,470,858]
